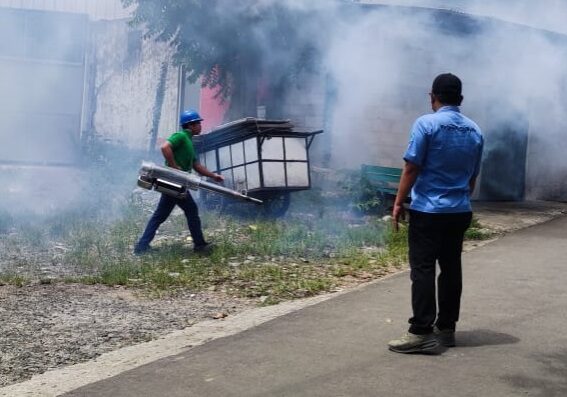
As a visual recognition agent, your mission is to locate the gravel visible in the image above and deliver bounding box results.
[0,283,254,387]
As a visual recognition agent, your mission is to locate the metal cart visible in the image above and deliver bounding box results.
[193,118,323,217]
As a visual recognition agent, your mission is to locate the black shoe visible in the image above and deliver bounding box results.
[193,242,214,254]
[434,326,456,347]
[133,246,155,256]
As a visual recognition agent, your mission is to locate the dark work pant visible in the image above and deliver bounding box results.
[135,193,206,251]
[407,210,472,335]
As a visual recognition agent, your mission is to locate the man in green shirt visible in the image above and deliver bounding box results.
[134,109,223,254]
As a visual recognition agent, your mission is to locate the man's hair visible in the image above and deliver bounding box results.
[432,73,463,106]
[182,121,200,129]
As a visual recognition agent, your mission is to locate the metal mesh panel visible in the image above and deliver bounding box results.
[262,162,286,187]
[284,137,307,161]
[286,162,309,187]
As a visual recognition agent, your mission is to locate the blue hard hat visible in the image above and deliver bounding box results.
[179,109,203,125]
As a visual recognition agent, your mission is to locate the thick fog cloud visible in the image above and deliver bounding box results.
[363,0,567,34]
[2,0,566,214]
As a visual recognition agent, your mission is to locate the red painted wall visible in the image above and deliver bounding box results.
[200,86,229,132]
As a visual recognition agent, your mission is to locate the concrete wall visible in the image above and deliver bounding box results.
[524,104,567,201]
[86,19,180,151]
[0,7,88,165]
[0,0,130,20]
[1,2,179,154]
[277,73,328,168]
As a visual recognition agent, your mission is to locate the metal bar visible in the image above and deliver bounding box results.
[283,138,288,188]
[257,137,265,189]
[242,140,249,192]
[137,162,263,205]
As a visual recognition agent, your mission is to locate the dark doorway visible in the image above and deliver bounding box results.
[479,108,529,201]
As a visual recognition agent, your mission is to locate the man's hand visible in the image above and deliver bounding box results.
[193,162,224,182]
[391,161,420,232]
[392,203,405,232]
[211,173,224,183]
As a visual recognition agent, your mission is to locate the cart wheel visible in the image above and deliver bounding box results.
[263,193,291,218]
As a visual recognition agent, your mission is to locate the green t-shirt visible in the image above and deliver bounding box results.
[166,130,196,172]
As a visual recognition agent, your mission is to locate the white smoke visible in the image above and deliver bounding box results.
[313,1,567,199]
[363,0,567,35]
[2,0,566,210]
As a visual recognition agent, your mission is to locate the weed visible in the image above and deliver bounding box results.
[337,169,385,214]
[0,181,412,305]
[465,217,494,240]
[0,273,27,287]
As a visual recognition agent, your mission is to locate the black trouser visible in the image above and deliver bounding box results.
[407,210,472,335]
[135,193,206,251]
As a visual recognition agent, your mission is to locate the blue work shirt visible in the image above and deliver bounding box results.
[404,106,484,213]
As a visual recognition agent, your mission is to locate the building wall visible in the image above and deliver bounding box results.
[0,7,88,165]
[3,2,565,200]
[278,8,567,202]
[86,19,179,151]
[277,73,328,168]
[0,1,179,153]
[524,105,567,201]
[0,0,130,20]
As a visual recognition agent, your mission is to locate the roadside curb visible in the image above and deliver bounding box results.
[0,272,406,397]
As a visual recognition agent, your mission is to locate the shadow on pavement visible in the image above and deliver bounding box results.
[456,329,520,347]
[502,349,567,396]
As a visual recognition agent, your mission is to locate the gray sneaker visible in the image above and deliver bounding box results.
[434,327,456,347]
[388,332,439,354]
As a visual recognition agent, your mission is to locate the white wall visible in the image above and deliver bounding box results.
[0,0,131,20]
[87,19,180,150]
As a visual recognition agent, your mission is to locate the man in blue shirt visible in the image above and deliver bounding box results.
[388,73,484,353]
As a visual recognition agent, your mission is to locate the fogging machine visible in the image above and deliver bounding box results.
[137,161,263,205]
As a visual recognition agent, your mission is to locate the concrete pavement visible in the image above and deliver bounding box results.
[61,214,567,397]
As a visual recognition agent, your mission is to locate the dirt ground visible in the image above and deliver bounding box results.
[1,200,566,389]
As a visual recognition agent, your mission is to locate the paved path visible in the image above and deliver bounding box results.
[61,215,567,397]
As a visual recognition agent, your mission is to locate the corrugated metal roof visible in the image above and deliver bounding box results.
[0,0,132,20]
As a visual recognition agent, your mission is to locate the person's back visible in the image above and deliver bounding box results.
[389,73,484,354]
[407,106,483,213]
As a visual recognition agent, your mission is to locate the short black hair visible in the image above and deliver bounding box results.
[182,120,201,129]
[432,73,463,106]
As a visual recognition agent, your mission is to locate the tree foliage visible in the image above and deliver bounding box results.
[121,0,331,117]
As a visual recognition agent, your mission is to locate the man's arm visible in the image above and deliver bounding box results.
[392,161,420,231]
[193,161,224,183]
[469,176,477,194]
[161,142,180,169]
[470,134,483,195]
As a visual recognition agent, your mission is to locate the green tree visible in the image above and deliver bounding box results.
[122,0,331,119]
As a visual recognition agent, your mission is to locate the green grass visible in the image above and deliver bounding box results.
[465,217,495,240]
[0,196,409,304]
[1,188,495,306]
[0,273,26,287]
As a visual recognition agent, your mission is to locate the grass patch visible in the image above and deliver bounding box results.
[1,196,410,303]
[2,194,501,306]
[0,273,27,287]
[465,217,495,240]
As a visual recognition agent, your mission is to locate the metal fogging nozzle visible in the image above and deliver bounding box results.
[137,162,263,205]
